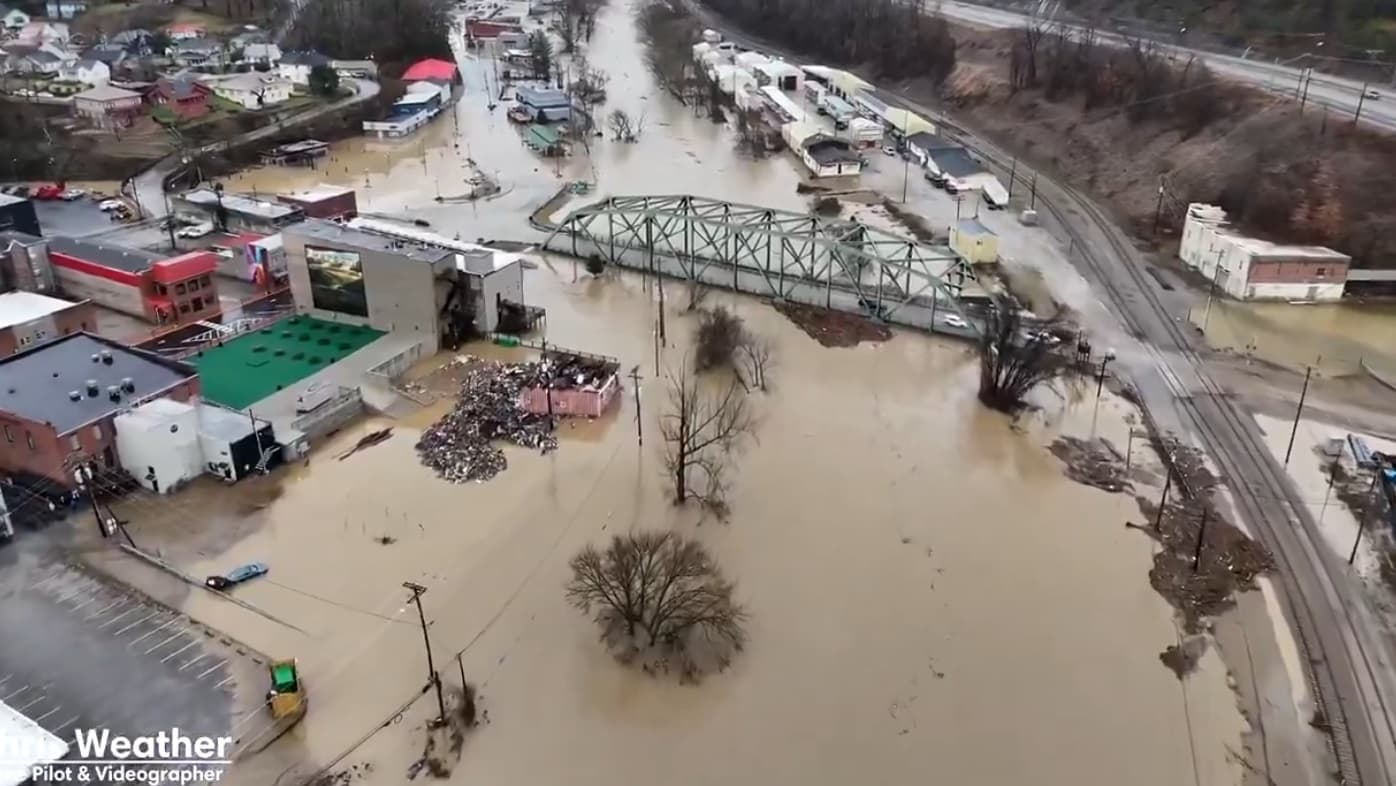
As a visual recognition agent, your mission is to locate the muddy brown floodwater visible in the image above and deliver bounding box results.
[112,2,1271,783]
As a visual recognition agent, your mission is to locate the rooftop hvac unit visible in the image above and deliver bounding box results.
[86,380,99,396]
[68,391,81,401]
[120,378,135,393]
[107,386,121,402]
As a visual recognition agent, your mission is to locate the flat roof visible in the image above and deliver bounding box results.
[0,193,29,209]
[197,401,254,442]
[278,183,353,203]
[345,217,524,271]
[47,236,162,273]
[190,315,383,409]
[929,148,984,178]
[957,218,994,236]
[286,218,456,263]
[0,332,196,434]
[0,291,81,329]
[0,700,68,786]
[183,188,303,221]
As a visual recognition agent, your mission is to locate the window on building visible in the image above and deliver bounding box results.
[3,424,12,443]
[26,432,36,451]
[92,424,102,439]
[305,246,368,317]
[154,283,166,296]
[175,283,186,295]
[80,322,87,331]
[189,279,200,291]
[1316,267,1328,277]
[200,276,211,287]
[191,296,202,310]
[70,435,80,450]
[179,303,191,314]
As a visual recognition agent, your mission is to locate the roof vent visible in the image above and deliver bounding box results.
[86,380,99,396]
[120,378,134,393]
[100,350,114,365]
[68,390,81,401]
[107,386,121,402]
[91,353,100,363]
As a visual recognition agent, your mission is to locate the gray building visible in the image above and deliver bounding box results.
[0,232,56,294]
[176,188,305,234]
[282,219,527,354]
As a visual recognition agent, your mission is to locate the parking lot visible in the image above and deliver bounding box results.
[0,536,261,752]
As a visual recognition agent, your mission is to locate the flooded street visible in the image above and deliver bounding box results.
[1190,298,1396,379]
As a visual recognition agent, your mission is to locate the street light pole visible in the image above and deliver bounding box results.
[403,581,447,724]
[1350,471,1380,565]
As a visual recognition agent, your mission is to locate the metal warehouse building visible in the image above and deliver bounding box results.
[46,237,221,325]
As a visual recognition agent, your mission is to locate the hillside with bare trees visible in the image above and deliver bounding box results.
[285,0,452,69]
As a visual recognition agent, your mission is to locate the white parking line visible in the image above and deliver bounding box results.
[99,606,144,630]
[31,572,69,592]
[15,695,45,712]
[3,685,28,701]
[213,674,237,689]
[179,654,208,672]
[144,629,186,655]
[113,611,158,636]
[51,715,80,734]
[86,599,126,620]
[68,593,105,613]
[160,640,199,663]
[35,706,61,723]
[127,618,177,647]
[0,675,11,689]
[196,660,227,680]
[52,585,92,605]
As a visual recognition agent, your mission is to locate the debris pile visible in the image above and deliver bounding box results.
[1049,436,1129,493]
[774,301,891,348]
[416,359,558,483]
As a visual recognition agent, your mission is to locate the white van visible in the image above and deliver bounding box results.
[295,382,336,414]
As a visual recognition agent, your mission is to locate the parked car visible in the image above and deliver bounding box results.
[176,221,214,239]
[60,189,85,201]
[923,170,947,187]
[8,185,30,198]
[940,314,968,329]
[98,199,124,211]
[1364,87,1381,100]
[881,145,897,156]
[205,562,268,591]
[32,183,64,200]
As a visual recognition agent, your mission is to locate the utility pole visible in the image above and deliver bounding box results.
[1029,173,1037,210]
[1152,178,1166,236]
[1192,505,1210,572]
[1355,82,1370,124]
[1007,157,1017,199]
[628,366,642,446]
[900,153,910,203]
[1283,366,1313,467]
[403,581,447,725]
[1299,68,1313,112]
[1201,250,1223,334]
[1350,471,1380,565]
[656,274,667,346]
[1154,469,1172,532]
[540,339,554,430]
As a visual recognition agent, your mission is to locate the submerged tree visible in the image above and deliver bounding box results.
[566,530,748,677]
[661,362,753,513]
[976,299,1068,412]
[693,305,748,372]
[528,29,553,81]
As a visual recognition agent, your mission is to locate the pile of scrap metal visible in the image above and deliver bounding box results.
[529,350,620,391]
[415,358,559,483]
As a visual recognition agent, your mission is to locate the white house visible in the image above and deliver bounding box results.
[58,58,110,86]
[242,43,282,66]
[277,50,330,85]
[1179,203,1350,302]
[210,73,291,110]
[17,21,69,44]
[1,6,29,30]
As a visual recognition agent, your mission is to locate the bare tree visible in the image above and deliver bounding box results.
[685,282,711,312]
[693,306,748,372]
[977,298,1069,412]
[608,108,638,142]
[737,337,775,392]
[661,363,753,513]
[566,531,748,678]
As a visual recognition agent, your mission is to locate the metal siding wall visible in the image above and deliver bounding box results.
[362,250,439,352]
[54,266,147,317]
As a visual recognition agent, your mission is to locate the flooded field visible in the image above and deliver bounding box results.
[1190,298,1396,379]
[110,255,1249,786]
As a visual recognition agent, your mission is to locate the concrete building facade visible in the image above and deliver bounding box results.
[0,333,199,487]
[1180,203,1350,301]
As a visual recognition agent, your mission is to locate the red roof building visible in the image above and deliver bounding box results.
[401,58,457,83]
[146,76,213,120]
[46,238,221,326]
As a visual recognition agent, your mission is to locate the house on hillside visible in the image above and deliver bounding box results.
[17,21,69,45]
[172,37,223,67]
[84,43,129,69]
[1,6,30,30]
[6,50,63,76]
[45,0,87,19]
[165,22,205,41]
[72,84,143,129]
[278,50,329,85]
[57,58,110,87]
[243,43,281,67]
[147,75,211,120]
[210,73,290,110]
[110,29,155,54]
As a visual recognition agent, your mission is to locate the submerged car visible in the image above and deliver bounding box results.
[940,314,968,329]
[206,562,268,591]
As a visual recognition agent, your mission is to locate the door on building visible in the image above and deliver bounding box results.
[102,446,114,466]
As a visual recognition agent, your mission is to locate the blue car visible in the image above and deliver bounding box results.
[206,562,269,591]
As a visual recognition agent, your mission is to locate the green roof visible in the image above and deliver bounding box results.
[526,124,560,147]
[190,316,383,409]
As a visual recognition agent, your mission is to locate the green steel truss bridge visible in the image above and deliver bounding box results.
[542,195,979,332]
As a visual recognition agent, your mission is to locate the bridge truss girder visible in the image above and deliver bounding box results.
[543,195,978,332]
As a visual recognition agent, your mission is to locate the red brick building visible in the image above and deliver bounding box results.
[46,237,221,326]
[146,76,213,120]
[276,185,358,221]
[0,332,199,487]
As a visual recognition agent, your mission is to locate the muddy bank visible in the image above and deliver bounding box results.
[772,300,891,348]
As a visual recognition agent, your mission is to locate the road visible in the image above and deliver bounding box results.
[936,0,1396,133]
[682,2,1396,784]
[130,77,382,220]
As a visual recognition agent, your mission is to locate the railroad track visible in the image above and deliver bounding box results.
[979,146,1395,784]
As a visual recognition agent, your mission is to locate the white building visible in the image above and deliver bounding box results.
[2,7,31,30]
[753,59,802,92]
[243,43,283,66]
[45,0,87,18]
[114,397,204,494]
[210,73,292,110]
[796,134,862,179]
[949,218,999,265]
[278,50,331,85]
[1179,203,1350,302]
[57,58,110,87]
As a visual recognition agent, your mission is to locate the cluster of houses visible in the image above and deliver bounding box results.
[1,8,372,131]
